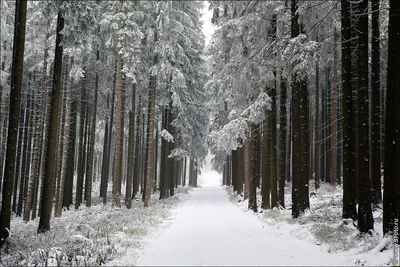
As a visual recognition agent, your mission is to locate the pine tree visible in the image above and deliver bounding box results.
[341,0,357,221]
[126,84,136,209]
[355,0,374,233]
[370,0,382,205]
[38,10,64,233]
[383,0,400,235]
[0,0,28,246]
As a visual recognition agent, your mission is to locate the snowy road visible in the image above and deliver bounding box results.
[136,185,348,266]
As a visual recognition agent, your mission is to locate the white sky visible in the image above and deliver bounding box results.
[201,1,215,47]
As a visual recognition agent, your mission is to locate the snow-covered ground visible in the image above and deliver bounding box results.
[131,170,395,266]
[0,185,192,266]
[228,182,396,266]
[1,167,396,266]
[135,185,347,266]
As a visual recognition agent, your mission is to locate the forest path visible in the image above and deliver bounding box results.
[135,184,348,266]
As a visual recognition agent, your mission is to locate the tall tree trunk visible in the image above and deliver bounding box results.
[13,106,25,213]
[227,154,231,187]
[370,0,382,205]
[341,0,357,221]
[182,157,186,187]
[113,54,125,207]
[38,11,64,233]
[159,108,169,199]
[100,113,109,197]
[270,86,278,208]
[86,50,100,208]
[144,51,158,208]
[75,73,88,209]
[331,28,338,186]
[168,108,175,196]
[133,96,142,198]
[301,63,310,210]
[126,84,136,208]
[54,57,69,217]
[140,112,146,196]
[232,150,238,192]
[63,84,77,209]
[0,0,27,245]
[247,125,257,212]
[237,145,243,195]
[55,57,72,218]
[383,0,400,236]
[351,2,359,204]
[291,0,309,217]
[262,116,270,209]
[244,139,250,201]
[154,123,160,190]
[54,60,67,209]
[22,77,35,215]
[355,0,374,233]
[16,98,28,216]
[315,59,321,190]
[189,158,194,187]
[0,38,8,196]
[278,73,286,207]
[18,85,33,216]
[102,58,118,204]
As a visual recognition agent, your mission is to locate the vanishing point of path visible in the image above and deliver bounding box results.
[136,182,349,266]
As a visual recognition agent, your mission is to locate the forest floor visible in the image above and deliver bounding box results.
[0,185,192,266]
[228,181,395,267]
[0,172,396,266]
[124,170,395,266]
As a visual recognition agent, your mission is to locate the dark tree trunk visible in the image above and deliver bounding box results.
[112,55,125,207]
[278,73,286,207]
[270,85,278,208]
[133,96,142,198]
[159,108,169,199]
[85,49,100,208]
[370,0,382,205]
[262,116,270,209]
[75,77,88,209]
[331,29,338,186]
[15,98,30,216]
[232,150,238,192]
[38,11,64,233]
[63,81,77,209]
[355,0,374,233]
[56,57,72,217]
[0,0,27,245]
[182,157,187,187]
[126,84,136,208]
[237,145,243,195]
[315,60,321,190]
[144,52,158,207]
[12,107,25,213]
[324,67,332,185]
[351,2,359,204]
[291,0,309,218]
[167,108,175,196]
[102,58,117,204]
[300,67,310,210]
[341,0,357,221]
[248,124,257,212]
[383,0,400,235]
[100,113,109,198]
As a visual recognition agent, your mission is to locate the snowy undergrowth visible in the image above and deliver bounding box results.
[0,185,192,267]
[227,182,395,266]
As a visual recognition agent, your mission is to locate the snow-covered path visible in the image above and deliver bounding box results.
[136,185,348,266]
